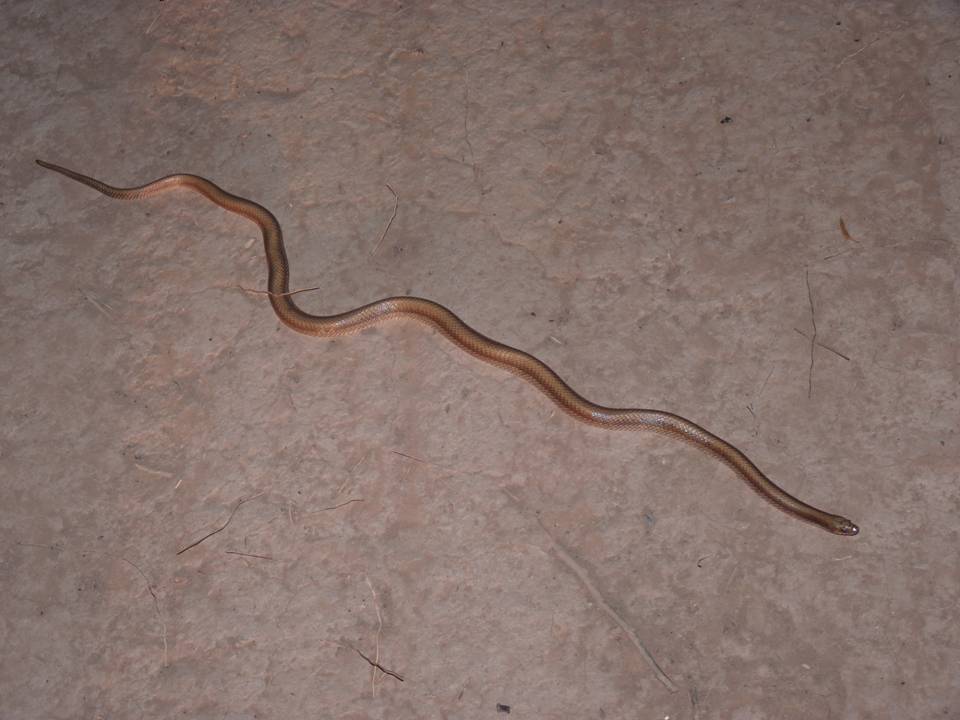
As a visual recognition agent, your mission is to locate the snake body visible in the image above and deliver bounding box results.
[36,159,858,536]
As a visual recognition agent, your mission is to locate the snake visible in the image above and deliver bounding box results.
[36,159,859,536]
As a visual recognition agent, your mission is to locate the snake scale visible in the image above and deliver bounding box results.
[36,159,859,536]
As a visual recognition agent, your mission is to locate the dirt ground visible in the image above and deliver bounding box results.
[2,1,959,718]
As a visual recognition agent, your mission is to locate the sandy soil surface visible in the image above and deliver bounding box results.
[3,1,959,717]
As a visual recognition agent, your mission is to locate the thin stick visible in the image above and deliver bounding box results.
[804,269,817,399]
[389,449,458,475]
[225,550,274,560]
[351,646,404,682]
[365,576,384,696]
[318,498,364,512]
[82,292,116,320]
[134,463,173,478]
[836,36,882,68]
[757,366,775,398]
[320,640,405,683]
[236,284,323,298]
[336,451,370,496]
[792,328,851,361]
[504,486,677,692]
[533,515,678,692]
[176,494,263,555]
[144,7,162,35]
[822,247,854,261]
[122,557,168,668]
[371,184,399,256]
[391,450,430,465]
[463,72,477,170]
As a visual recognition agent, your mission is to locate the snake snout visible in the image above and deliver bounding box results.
[832,517,859,536]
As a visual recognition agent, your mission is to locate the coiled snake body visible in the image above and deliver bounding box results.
[37,159,858,536]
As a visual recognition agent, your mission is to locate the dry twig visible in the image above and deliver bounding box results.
[501,490,678,693]
[535,516,678,692]
[176,494,263,555]
[804,269,817,399]
[319,498,365,512]
[391,450,430,465]
[122,557,168,668]
[836,36,882,68]
[134,463,173,478]
[792,328,851,361]
[144,7,162,35]
[351,645,405,682]
[336,452,370,496]
[225,550,274,560]
[371,184,399,256]
[82,292,116,320]
[321,640,405,684]
[236,284,323,299]
[365,576,385,696]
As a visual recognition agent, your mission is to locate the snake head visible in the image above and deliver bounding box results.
[830,516,860,536]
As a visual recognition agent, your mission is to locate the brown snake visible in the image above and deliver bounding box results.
[36,159,859,536]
